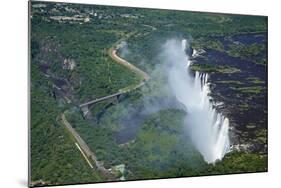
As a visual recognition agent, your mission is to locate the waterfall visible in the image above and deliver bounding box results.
[164,39,230,163]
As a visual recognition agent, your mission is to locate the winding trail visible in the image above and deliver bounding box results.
[80,32,149,107]
[109,46,149,82]
[61,31,151,180]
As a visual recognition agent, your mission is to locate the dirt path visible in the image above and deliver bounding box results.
[61,31,152,180]
[108,46,149,82]
[108,32,150,87]
[79,31,150,107]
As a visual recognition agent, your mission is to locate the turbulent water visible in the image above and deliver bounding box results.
[164,39,230,163]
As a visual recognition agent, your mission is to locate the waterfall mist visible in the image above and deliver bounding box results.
[161,39,230,163]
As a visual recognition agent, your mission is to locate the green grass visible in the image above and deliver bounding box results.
[255,129,267,144]
[227,43,267,66]
[216,80,243,84]
[230,86,265,94]
[247,77,265,84]
[191,63,241,74]
[238,103,249,110]
[255,58,267,66]
[193,39,224,52]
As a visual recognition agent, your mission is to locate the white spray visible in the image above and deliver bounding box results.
[163,39,230,163]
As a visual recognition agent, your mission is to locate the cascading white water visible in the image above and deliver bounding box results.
[165,39,230,164]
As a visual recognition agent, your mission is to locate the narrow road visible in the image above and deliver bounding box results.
[79,32,150,107]
[61,30,153,180]
[108,47,149,82]
[61,112,115,180]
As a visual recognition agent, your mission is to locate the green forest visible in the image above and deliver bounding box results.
[30,1,267,187]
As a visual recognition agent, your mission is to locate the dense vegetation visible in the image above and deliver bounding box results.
[30,63,103,186]
[65,108,267,180]
[30,1,268,186]
[32,13,140,103]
